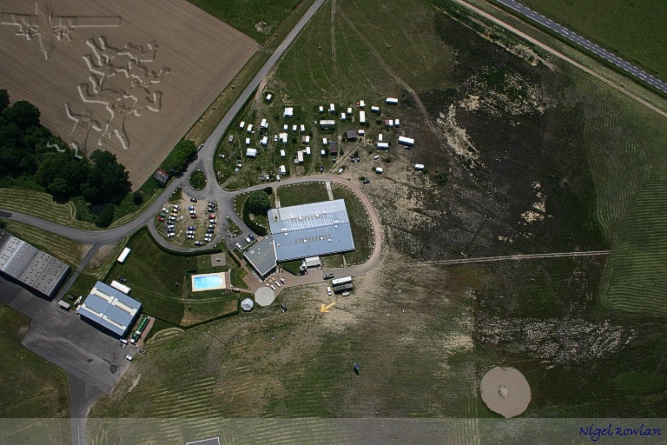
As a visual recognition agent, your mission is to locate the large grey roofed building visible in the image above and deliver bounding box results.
[243,234,277,278]
[0,230,70,298]
[268,199,355,261]
[78,281,142,337]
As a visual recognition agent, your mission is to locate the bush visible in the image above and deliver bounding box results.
[95,204,114,228]
[132,190,143,205]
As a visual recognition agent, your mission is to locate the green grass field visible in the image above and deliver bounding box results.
[186,0,305,44]
[0,304,70,420]
[277,182,330,207]
[331,184,373,265]
[568,72,667,316]
[518,0,667,80]
[105,229,241,326]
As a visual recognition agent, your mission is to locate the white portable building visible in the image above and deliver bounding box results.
[322,137,328,145]
[280,149,286,158]
[415,163,425,171]
[260,136,268,146]
[305,146,311,155]
[117,247,131,263]
[377,142,389,150]
[371,105,380,113]
[300,124,306,133]
[359,111,366,125]
[246,124,253,134]
[340,112,346,121]
[398,136,415,147]
[284,107,293,118]
[386,97,399,105]
[359,100,365,108]
[245,137,251,146]
[260,119,269,129]
[295,151,304,164]
[329,103,335,113]
[265,93,272,102]
[279,165,287,174]
[111,280,131,295]
[239,121,246,129]
[246,148,258,158]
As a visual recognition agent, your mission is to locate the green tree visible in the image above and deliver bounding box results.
[36,152,90,200]
[95,204,114,228]
[162,140,196,173]
[2,100,40,131]
[247,190,271,215]
[84,150,131,205]
[0,89,9,114]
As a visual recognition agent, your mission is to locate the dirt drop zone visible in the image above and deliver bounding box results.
[0,0,259,187]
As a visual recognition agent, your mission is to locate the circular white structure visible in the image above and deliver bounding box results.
[254,287,275,307]
[480,366,531,418]
[241,298,254,312]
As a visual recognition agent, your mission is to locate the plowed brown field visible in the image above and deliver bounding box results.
[0,0,259,186]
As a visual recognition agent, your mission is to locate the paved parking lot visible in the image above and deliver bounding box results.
[0,277,132,418]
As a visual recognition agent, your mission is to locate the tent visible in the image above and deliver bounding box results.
[241,298,254,312]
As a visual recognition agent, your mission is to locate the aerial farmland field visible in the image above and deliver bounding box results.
[0,0,259,186]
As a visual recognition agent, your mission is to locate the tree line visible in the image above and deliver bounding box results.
[0,89,132,226]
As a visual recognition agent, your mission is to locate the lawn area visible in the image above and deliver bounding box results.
[331,184,373,266]
[277,182,330,207]
[518,0,667,80]
[105,229,240,326]
[186,0,306,44]
[0,187,89,229]
[1,219,86,267]
[0,304,70,421]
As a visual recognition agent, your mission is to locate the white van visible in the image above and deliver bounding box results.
[168,233,176,238]
[125,355,133,361]
[326,286,332,296]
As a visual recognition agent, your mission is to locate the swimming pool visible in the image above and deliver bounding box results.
[191,273,227,292]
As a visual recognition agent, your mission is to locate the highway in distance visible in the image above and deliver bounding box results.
[497,0,667,94]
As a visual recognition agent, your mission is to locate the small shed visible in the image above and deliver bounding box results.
[305,146,311,155]
[154,169,170,184]
[246,124,253,134]
[300,124,306,133]
[301,135,310,144]
[321,149,326,156]
[377,142,389,150]
[371,105,380,113]
[246,148,258,158]
[386,97,399,105]
[318,106,324,113]
[357,129,366,136]
[279,165,287,174]
[260,136,268,146]
[329,141,339,155]
[340,112,346,121]
[241,298,254,312]
[303,256,322,268]
[265,93,272,102]
[245,137,251,146]
[239,121,246,129]
[292,124,297,133]
[284,107,293,118]
[347,107,352,115]
[280,149,286,158]
[329,103,336,113]
[395,118,400,127]
[359,100,365,108]
[260,119,269,129]
[346,130,357,141]
[322,137,328,146]
[415,163,425,171]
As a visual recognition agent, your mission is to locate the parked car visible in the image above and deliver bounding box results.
[190,198,197,203]
[194,241,203,246]
[207,228,214,234]
[363,179,370,184]
[209,214,216,219]
[119,277,127,284]
[157,216,165,222]
[188,206,195,211]
[244,236,252,244]
[326,286,332,296]
[323,273,334,280]
[248,234,256,241]
[235,243,243,250]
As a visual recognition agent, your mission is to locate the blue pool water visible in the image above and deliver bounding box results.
[193,275,223,291]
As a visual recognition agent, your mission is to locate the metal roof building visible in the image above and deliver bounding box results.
[243,234,277,278]
[268,200,355,261]
[0,230,70,298]
[78,281,142,337]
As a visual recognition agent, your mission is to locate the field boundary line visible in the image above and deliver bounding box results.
[425,250,611,265]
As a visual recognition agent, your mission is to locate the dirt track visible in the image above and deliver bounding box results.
[0,0,259,186]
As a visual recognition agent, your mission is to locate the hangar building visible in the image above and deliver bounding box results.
[0,229,70,299]
[78,281,142,337]
[268,199,355,261]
